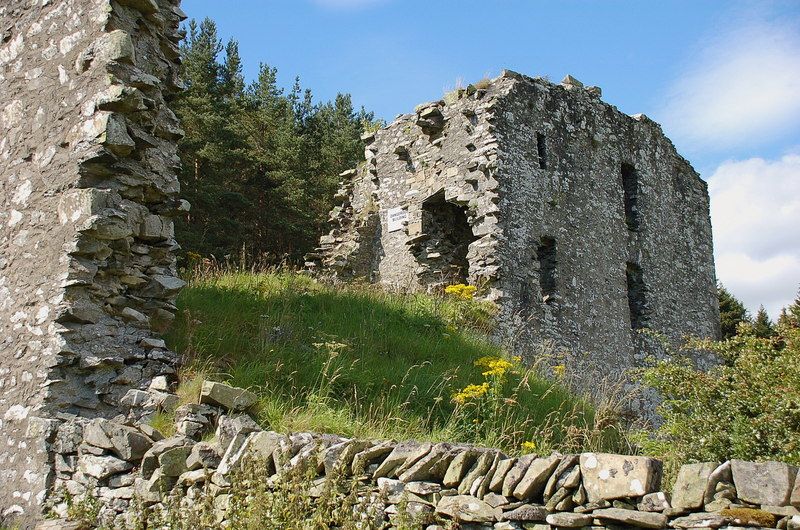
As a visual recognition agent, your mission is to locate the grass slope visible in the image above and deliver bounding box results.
[166,269,628,454]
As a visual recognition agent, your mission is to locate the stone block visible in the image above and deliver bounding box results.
[158,446,192,477]
[592,507,668,528]
[141,436,194,480]
[545,512,592,527]
[186,442,221,471]
[83,419,153,461]
[374,441,432,479]
[672,462,718,510]
[489,457,516,492]
[77,454,133,480]
[638,491,671,512]
[579,452,661,502]
[117,0,159,14]
[670,512,732,528]
[102,113,136,155]
[459,451,496,495]
[200,381,258,411]
[513,454,560,501]
[503,503,548,522]
[731,459,797,506]
[96,30,136,64]
[435,495,500,523]
[215,414,261,452]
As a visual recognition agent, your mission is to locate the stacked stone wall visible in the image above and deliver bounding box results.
[42,381,800,530]
[0,0,184,525]
[491,72,720,405]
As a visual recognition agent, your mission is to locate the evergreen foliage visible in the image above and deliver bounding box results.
[717,283,750,339]
[777,287,800,329]
[753,305,775,338]
[173,18,378,263]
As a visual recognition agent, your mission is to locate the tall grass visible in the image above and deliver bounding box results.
[165,265,632,455]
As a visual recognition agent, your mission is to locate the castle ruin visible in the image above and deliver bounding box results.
[0,0,729,523]
[0,0,185,524]
[309,71,721,402]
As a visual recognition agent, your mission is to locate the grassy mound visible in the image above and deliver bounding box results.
[165,269,629,455]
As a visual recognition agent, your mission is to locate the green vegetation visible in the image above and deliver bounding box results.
[174,19,380,263]
[165,267,630,455]
[778,288,800,328]
[753,305,776,338]
[639,315,800,471]
[140,457,431,529]
[718,283,750,339]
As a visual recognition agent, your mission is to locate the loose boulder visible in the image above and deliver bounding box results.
[200,381,258,411]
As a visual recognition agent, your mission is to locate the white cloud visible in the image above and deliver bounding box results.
[659,19,800,151]
[710,154,800,318]
[311,0,387,9]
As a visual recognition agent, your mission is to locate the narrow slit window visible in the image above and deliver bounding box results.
[626,262,649,329]
[621,163,639,230]
[537,236,557,303]
[536,132,547,170]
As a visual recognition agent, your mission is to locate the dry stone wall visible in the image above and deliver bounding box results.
[309,71,720,411]
[42,381,800,530]
[0,0,185,525]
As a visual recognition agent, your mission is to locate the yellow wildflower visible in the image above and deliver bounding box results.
[521,441,537,453]
[475,356,515,377]
[444,283,477,300]
[452,382,490,404]
[552,364,566,378]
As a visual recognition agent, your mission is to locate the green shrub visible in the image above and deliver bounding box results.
[639,322,800,467]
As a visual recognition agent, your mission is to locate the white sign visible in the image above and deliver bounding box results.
[387,207,408,232]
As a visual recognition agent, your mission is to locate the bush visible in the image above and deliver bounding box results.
[640,322,800,467]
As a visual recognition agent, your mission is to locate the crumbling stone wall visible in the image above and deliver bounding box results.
[310,71,720,408]
[0,0,185,525]
[41,380,800,529]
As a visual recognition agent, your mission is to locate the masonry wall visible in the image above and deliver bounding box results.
[40,381,800,529]
[311,71,720,411]
[492,73,720,395]
[310,78,513,294]
[0,0,184,525]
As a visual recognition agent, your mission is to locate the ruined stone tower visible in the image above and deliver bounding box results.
[1,0,185,524]
[309,71,720,401]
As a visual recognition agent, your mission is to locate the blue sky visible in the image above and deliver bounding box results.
[183,0,800,318]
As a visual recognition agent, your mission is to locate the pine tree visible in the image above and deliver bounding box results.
[753,305,775,338]
[777,287,800,329]
[173,18,252,259]
[221,40,245,97]
[172,17,376,263]
[718,284,750,339]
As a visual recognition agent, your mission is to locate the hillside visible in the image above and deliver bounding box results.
[163,268,631,455]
